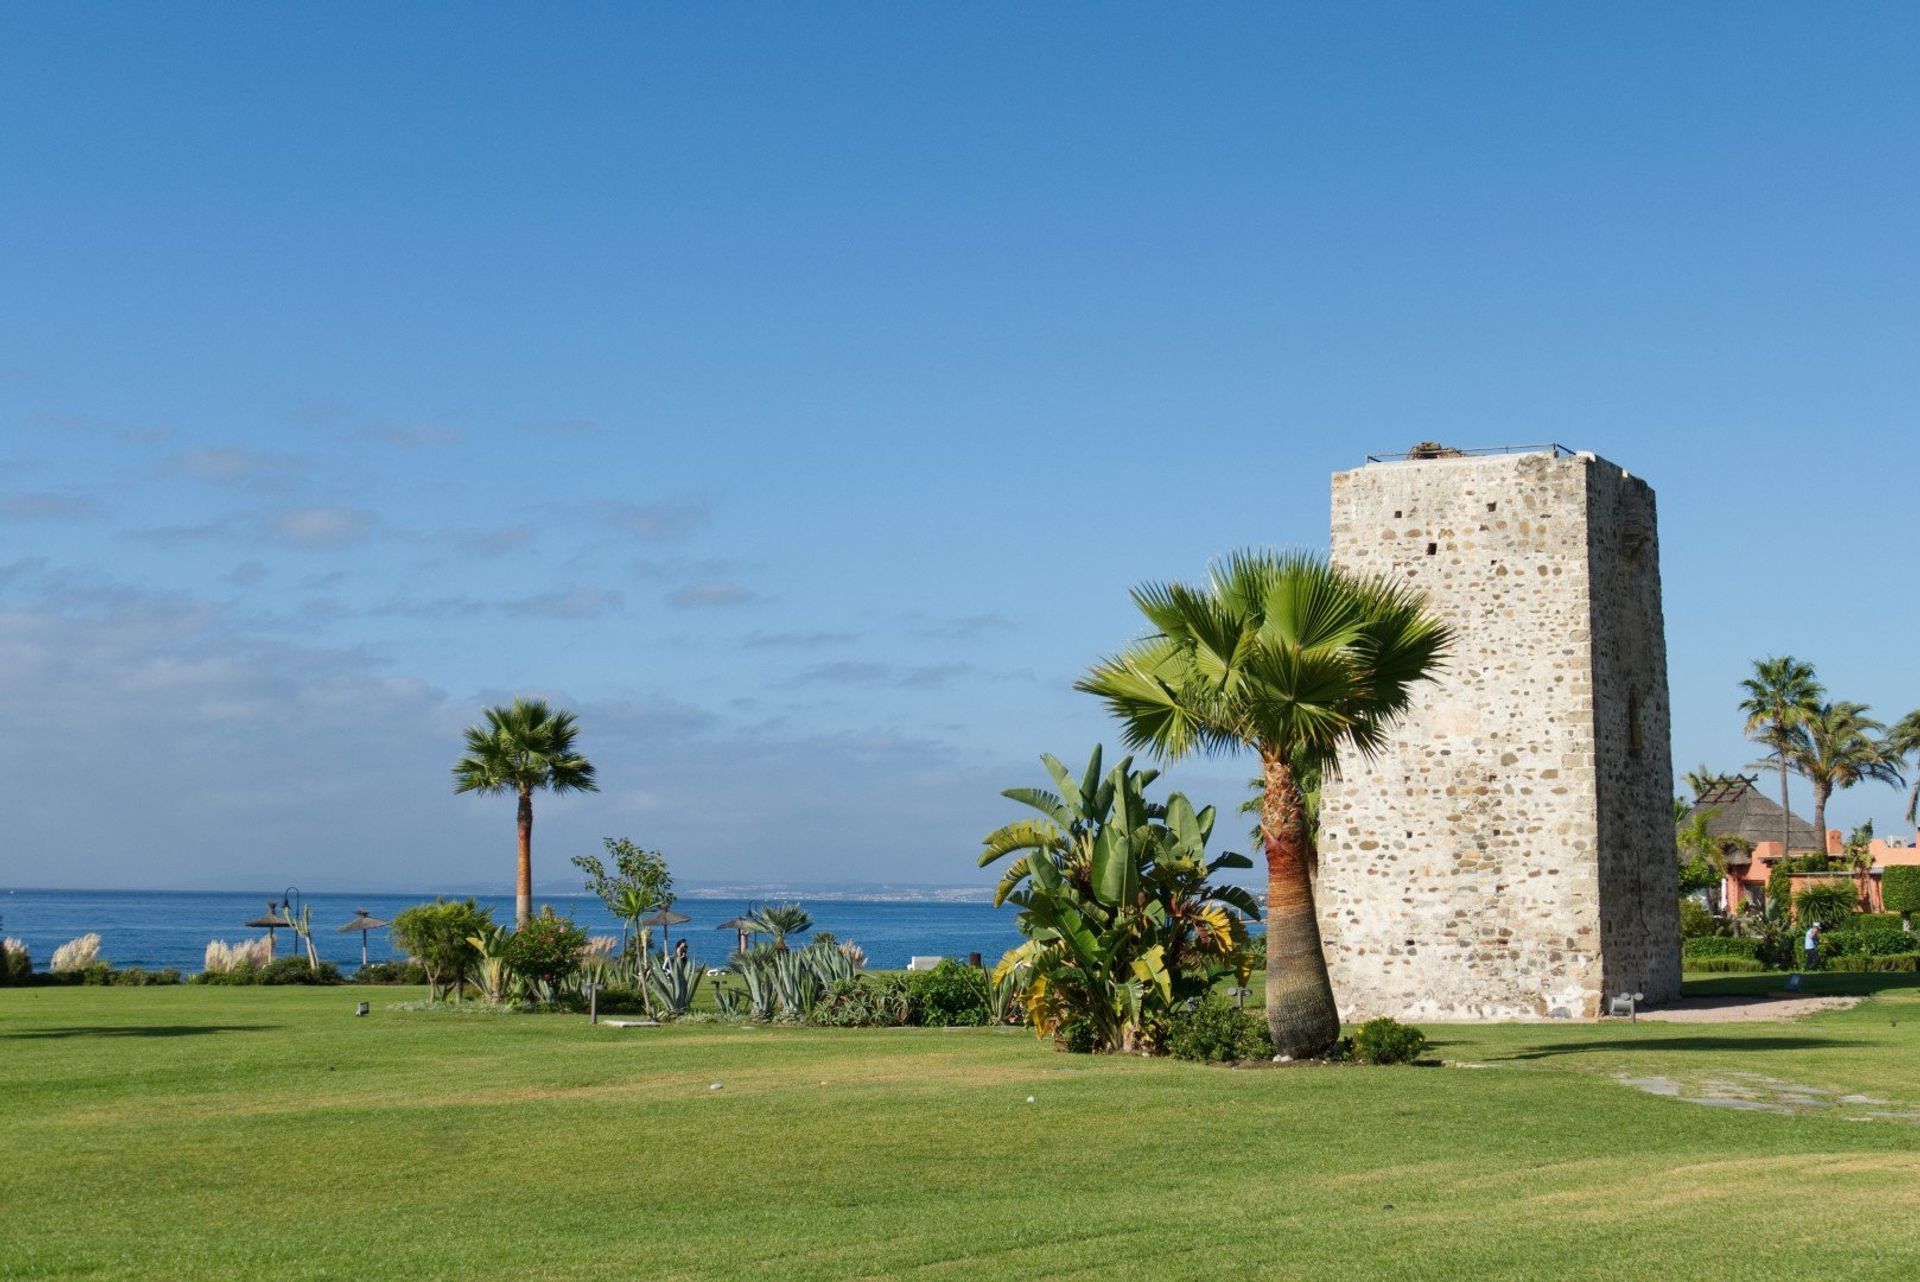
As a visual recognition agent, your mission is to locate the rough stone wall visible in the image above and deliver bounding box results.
[1317,449,1678,1020]
[1584,463,1684,1003]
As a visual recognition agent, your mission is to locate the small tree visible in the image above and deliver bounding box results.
[391,899,492,1001]
[572,837,673,954]
[1883,865,1920,932]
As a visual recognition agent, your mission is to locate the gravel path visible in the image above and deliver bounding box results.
[1633,994,1862,1022]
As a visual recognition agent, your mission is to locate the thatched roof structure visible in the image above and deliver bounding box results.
[1680,775,1822,860]
[244,912,292,929]
[336,909,388,933]
[639,909,691,928]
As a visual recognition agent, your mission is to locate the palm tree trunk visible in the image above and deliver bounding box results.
[1777,742,1792,858]
[516,786,534,929]
[1261,752,1340,1059]
[1812,783,1828,860]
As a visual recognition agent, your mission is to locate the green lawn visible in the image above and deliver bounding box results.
[5,980,1920,1281]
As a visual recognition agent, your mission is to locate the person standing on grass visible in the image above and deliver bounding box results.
[1804,921,1823,971]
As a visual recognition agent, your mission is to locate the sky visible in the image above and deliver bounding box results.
[2,4,1917,894]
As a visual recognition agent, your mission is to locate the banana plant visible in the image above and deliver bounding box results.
[983,747,1259,1052]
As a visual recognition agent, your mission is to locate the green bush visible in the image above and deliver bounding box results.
[192,958,344,986]
[502,908,589,995]
[1682,956,1767,973]
[1823,953,1920,974]
[1821,926,1916,958]
[354,960,427,984]
[1851,912,1904,930]
[1768,855,1834,905]
[391,898,492,1000]
[106,966,183,986]
[1349,1017,1429,1065]
[1792,879,1858,928]
[908,960,990,1027]
[1677,900,1721,939]
[1166,996,1271,1063]
[1884,866,1920,922]
[1682,936,1760,959]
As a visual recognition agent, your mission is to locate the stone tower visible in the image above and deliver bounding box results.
[1316,446,1681,1020]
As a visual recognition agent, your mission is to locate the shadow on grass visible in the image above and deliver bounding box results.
[0,1024,279,1040]
[1498,1035,1855,1061]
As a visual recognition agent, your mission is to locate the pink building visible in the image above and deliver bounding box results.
[1681,775,1920,913]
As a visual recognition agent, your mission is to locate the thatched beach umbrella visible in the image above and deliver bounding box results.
[639,908,691,956]
[244,902,292,961]
[335,909,389,968]
[714,916,758,955]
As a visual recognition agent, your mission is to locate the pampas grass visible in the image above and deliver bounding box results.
[839,940,867,969]
[202,938,271,974]
[1,937,30,983]
[584,935,618,960]
[50,933,102,973]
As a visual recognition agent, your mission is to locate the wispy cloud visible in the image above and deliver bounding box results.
[667,581,758,609]
[26,411,173,446]
[743,630,857,649]
[907,612,1012,640]
[796,661,973,689]
[163,446,308,490]
[460,524,534,557]
[0,490,105,521]
[224,561,270,587]
[260,506,378,549]
[601,500,710,541]
[357,423,462,448]
[501,587,622,620]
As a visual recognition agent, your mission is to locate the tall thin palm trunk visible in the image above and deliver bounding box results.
[1778,750,1792,859]
[1812,783,1829,857]
[1261,753,1339,1059]
[516,786,534,929]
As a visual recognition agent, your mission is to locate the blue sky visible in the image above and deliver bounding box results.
[3,4,1917,892]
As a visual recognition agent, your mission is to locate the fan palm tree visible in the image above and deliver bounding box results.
[1890,709,1920,827]
[452,698,598,928]
[1077,549,1452,1059]
[750,903,812,952]
[1738,656,1823,858]
[1781,701,1903,851]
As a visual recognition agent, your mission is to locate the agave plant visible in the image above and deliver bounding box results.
[771,949,825,1016]
[800,939,858,987]
[647,950,706,1015]
[983,747,1259,1053]
[710,974,743,1016]
[467,922,514,1005]
[738,956,777,1020]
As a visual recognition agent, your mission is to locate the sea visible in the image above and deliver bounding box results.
[0,888,1026,974]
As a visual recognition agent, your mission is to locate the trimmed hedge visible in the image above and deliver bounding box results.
[1823,953,1920,974]
[1682,936,1760,960]
[1821,926,1916,959]
[1884,866,1920,918]
[1682,957,1767,974]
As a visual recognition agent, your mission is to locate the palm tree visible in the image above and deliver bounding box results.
[1682,764,1725,802]
[1890,709,1920,827]
[1077,549,1452,1060]
[452,698,598,928]
[749,903,812,952]
[1781,701,1902,851]
[1738,657,1823,859]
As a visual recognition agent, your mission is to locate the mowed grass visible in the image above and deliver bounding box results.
[6,982,1920,1281]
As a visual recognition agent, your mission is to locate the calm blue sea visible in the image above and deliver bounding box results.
[0,889,1025,974]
